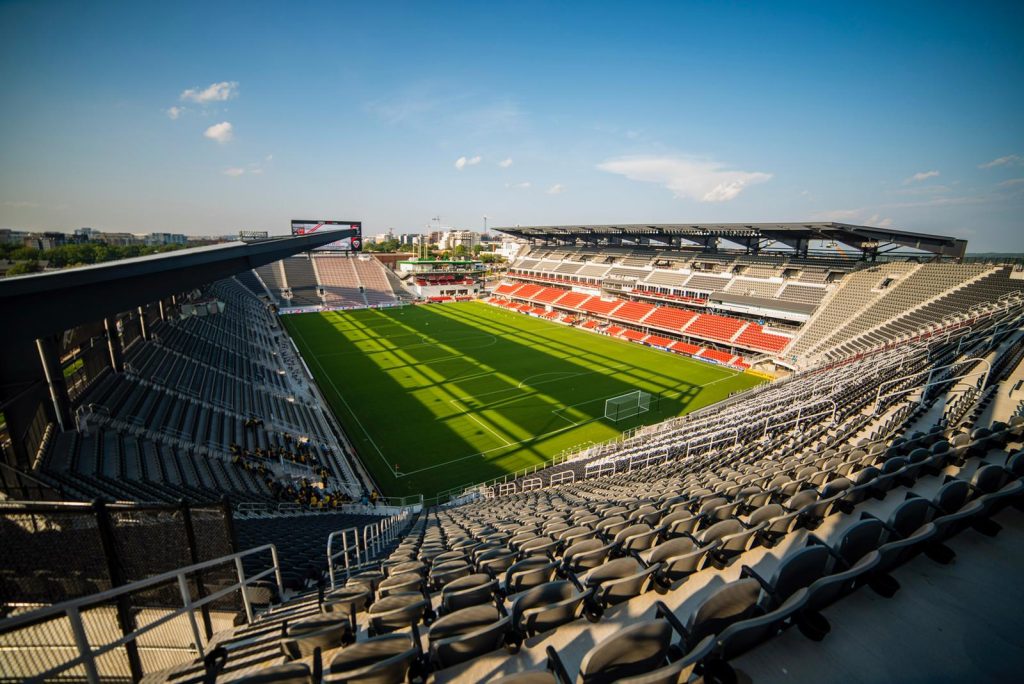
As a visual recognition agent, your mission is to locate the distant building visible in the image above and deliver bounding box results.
[22,232,69,250]
[74,227,101,241]
[95,232,141,246]
[497,240,526,260]
[439,230,477,250]
[0,229,29,245]
[146,233,188,246]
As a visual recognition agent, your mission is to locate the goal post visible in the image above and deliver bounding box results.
[604,390,653,422]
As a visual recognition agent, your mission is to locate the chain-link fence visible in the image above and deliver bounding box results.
[0,500,235,614]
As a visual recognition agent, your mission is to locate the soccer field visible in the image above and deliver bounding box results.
[282,301,764,499]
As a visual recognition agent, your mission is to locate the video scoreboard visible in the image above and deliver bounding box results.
[290,220,362,251]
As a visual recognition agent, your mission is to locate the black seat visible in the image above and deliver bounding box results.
[323,633,418,683]
[427,604,511,670]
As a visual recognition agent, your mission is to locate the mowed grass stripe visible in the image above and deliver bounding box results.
[282,301,763,498]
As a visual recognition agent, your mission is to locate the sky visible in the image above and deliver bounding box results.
[0,0,1022,251]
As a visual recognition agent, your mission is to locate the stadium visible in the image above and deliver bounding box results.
[2,219,1023,683]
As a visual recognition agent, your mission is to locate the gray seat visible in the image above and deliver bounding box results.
[324,633,418,683]
[641,537,712,586]
[684,578,763,646]
[502,557,557,595]
[377,572,422,598]
[477,548,518,577]
[280,616,352,660]
[440,573,497,614]
[366,592,428,636]
[322,587,371,617]
[573,617,712,684]
[510,580,590,637]
[930,478,986,541]
[427,604,511,670]
[582,557,659,609]
[660,510,701,538]
[430,560,472,590]
[233,663,313,684]
[614,524,660,553]
[562,539,614,574]
[972,464,1024,517]
[697,519,761,565]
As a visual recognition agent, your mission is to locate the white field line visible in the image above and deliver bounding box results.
[400,367,743,476]
[290,322,397,477]
[296,304,747,479]
[449,399,513,447]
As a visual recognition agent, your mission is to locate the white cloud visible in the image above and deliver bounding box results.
[204,121,234,144]
[223,167,246,177]
[979,154,1022,169]
[3,200,40,208]
[181,81,238,104]
[597,155,771,202]
[498,158,513,168]
[454,155,482,170]
[812,208,893,228]
[505,181,531,189]
[865,213,894,228]
[903,170,940,184]
[546,184,566,195]
[166,106,184,120]
[812,209,862,221]
[998,177,1024,189]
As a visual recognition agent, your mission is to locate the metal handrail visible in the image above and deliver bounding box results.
[327,509,412,589]
[0,543,282,683]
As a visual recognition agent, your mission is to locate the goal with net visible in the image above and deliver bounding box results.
[604,390,653,422]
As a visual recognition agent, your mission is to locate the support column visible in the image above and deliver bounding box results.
[104,317,123,373]
[137,306,148,341]
[36,335,73,431]
[158,299,166,321]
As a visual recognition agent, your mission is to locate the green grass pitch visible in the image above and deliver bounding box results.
[282,301,764,499]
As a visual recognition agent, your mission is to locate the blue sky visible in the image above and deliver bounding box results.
[1,0,1022,250]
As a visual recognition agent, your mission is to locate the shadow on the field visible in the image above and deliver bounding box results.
[288,303,754,496]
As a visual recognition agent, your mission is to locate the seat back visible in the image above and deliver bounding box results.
[577,620,672,684]
[367,593,427,635]
[325,633,417,683]
[281,617,351,660]
[837,518,885,567]
[687,578,762,644]
[769,545,832,601]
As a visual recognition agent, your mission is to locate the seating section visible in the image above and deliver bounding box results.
[352,257,397,305]
[281,256,321,306]
[14,256,1024,684]
[248,255,401,310]
[779,282,827,305]
[611,300,656,323]
[682,312,746,342]
[44,278,363,504]
[235,270,268,299]
[734,324,791,353]
[643,306,697,332]
[490,285,795,362]
[790,263,1023,364]
[316,255,367,307]
[255,263,287,303]
[579,297,621,316]
[138,296,1024,683]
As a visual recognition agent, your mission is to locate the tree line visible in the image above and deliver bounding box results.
[1,241,186,275]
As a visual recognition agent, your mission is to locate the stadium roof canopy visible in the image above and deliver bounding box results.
[0,230,346,342]
[494,222,967,260]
